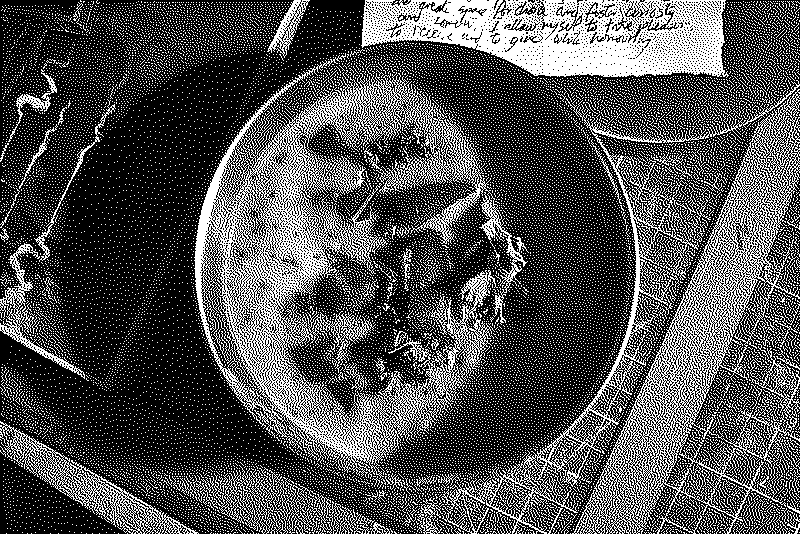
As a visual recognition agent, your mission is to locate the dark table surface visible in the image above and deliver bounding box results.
[2,4,796,534]
[2,454,126,534]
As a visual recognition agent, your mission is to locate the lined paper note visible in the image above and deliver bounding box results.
[362,0,726,76]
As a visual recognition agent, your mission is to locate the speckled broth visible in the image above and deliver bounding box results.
[222,78,489,464]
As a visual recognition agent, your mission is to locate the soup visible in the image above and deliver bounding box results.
[223,77,524,464]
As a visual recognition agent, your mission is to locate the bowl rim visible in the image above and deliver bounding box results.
[194,39,641,492]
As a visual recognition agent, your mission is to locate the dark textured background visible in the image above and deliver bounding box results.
[2,3,797,534]
[2,456,125,534]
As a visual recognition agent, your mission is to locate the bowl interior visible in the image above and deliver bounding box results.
[196,41,638,490]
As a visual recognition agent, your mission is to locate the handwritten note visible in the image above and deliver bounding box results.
[362,0,726,76]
